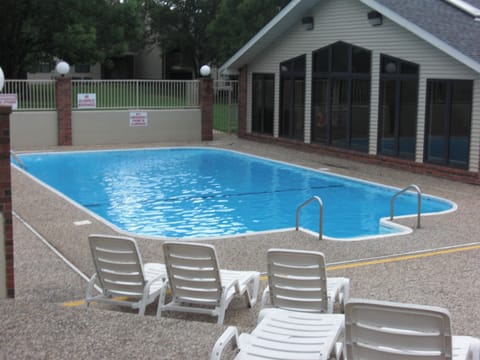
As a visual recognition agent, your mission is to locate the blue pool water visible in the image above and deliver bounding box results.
[14,147,455,240]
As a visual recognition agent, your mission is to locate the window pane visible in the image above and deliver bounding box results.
[280,79,292,136]
[332,42,349,72]
[311,79,328,143]
[264,78,274,135]
[252,74,274,135]
[294,56,306,72]
[426,81,447,163]
[331,79,349,146]
[449,81,472,167]
[352,47,371,74]
[381,56,397,74]
[350,80,369,150]
[313,47,329,73]
[294,79,305,139]
[398,80,417,158]
[379,79,396,155]
[252,76,264,133]
[400,62,418,75]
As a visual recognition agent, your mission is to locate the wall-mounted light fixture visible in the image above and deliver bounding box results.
[367,11,383,26]
[55,61,70,77]
[302,16,314,31]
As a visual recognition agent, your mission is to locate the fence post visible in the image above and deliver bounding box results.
[238,66,248,137]
[199,78,213,141]
[0,105,14,298]
[56,77,72,146]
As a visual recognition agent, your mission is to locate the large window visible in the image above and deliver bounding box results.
[252,74,274,135]
[378,55,419,159]
[425,80,472,169]
[280,55,305,140]
[311,42,371,151]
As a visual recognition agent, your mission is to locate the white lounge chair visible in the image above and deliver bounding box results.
[261,248,350,313]
[157,241,260,324]
[85,234,166,315]
[345,299,480,360]
[210,308,345,360]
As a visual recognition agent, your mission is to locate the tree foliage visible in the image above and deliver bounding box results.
[0,0,145,78]
[147,0,290,76]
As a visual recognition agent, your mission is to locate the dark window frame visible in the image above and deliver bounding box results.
[311,41,371,151]
[424,79,473,169]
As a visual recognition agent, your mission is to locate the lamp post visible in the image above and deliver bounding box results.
[55,61,70,77]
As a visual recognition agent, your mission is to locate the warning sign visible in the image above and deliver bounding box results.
[0,94,18,109]
[129,111,148,127]
[77,93,96,109]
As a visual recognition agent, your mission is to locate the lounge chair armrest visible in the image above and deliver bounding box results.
[210,326,239,360]
[260,286,270,309]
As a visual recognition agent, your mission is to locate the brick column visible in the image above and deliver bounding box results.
[237,66,248,137]
[56,77,72,145]
[199,78,213,141]
[0,106,14,298]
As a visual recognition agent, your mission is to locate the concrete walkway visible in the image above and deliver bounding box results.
[2,134,479,359]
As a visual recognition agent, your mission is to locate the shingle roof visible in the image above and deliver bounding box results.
[375,0,480,66]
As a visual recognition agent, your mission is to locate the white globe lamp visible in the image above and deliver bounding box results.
[55,61,70,77]
[0,66,4,92]
[200,65,211,77]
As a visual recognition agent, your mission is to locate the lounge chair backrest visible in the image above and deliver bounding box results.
[163,242,223,306]
[345,299,453,360]
[267,248,329,312]
[88,234,146,299]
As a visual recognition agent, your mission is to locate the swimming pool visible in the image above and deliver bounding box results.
[14,147,455,240]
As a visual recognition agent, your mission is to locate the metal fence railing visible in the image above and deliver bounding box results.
[72,79,200,109]
[2,80,56,110]
[214,80,238,134]
[0,79,201,111]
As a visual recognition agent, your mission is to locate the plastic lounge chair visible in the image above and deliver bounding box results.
[157,241,260,324]
[210,308,345,360]
[261,249,350,313]
[85,234,167,315]
[345,299,480,360]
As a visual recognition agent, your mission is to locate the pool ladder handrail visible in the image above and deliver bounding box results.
[295,196,323,240]
[390,184,422,228]
[10,150,26,170]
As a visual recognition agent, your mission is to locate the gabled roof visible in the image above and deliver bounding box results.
[220,0,480,74]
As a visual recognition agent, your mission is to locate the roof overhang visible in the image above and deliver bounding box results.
[219,0,318,75]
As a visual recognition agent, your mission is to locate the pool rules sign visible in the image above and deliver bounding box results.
[129,111,148,127]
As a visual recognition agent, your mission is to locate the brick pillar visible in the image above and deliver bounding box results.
[237,66,248,137]
[0,106,14,298]
[56,77,72,145]
[199,78,213,141]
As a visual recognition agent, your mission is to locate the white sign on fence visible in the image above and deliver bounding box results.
[0,94,18,110]
[77,93,96,109]
[129,111,148,127]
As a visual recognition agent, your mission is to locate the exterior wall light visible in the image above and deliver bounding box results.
[368,11,383,26]
[200,65,211,77]
[302,16,314,31]
[0,66,4,92]
[55,61,70,77]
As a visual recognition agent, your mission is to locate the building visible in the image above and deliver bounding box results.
[220,0,480,183]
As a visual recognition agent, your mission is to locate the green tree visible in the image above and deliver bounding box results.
[146,0,220,78]
[0,0,145,78]
[207,0,291,66]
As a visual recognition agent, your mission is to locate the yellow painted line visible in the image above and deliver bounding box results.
[61,296,129,308]
[326,244,480,271]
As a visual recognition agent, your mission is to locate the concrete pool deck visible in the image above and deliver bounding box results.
[3,133,480,358]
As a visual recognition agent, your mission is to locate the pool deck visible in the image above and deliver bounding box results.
[3,133,480,359]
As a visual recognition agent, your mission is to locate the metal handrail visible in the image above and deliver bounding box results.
[390,184,422,228]
[295,196,323,240]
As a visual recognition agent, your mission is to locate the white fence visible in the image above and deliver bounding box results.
[1,80,55,110]
[72,79,199,109]
[1,79,200,110]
